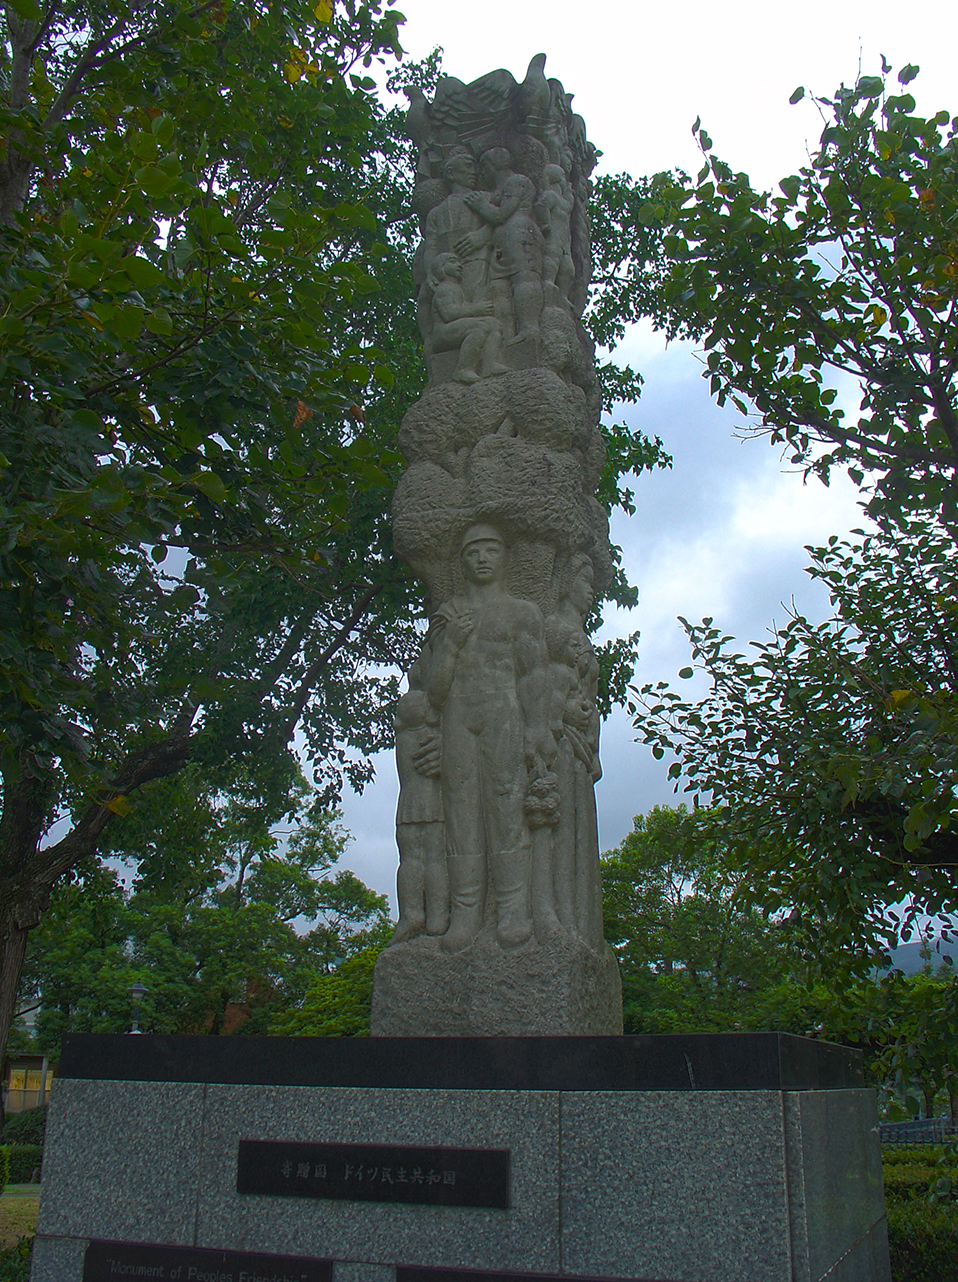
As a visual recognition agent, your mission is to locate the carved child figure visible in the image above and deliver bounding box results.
[423,148,490,303]
[545,554,603,947]
[392,651,448,944]
[422,253,508,384]
[537,162,575,302]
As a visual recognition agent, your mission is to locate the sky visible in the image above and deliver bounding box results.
[338,0,958,910]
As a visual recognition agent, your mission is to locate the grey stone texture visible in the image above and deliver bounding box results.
[820,1219,892,1282]
[370,930,621,1036]
[784,1089,890,1282]
[332,1265,395,1282]
[194,1084,559,1273]
[35,1078,204,1244]
[28,1234,87,1282]
[376,57,620,1035]
[33,1076,891,1282]
[560,1089,890,1282]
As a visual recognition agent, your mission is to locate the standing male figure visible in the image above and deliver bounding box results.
[462,148,545,344]
[424,148,491,304]
[428,524,554,953]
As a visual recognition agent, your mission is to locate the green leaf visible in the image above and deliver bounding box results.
[7,0,41,19]
[679,667,694,680]
[898,64,920,85]
[134,165,176,198]
[789,87,805,105]
[145,308,174,336]
[108,305,144,340]
[190,471,228,503]
[151,115,175,145]
[120,255,165,290]
[857,76,884,99]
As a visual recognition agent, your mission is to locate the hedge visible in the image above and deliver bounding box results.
[0,1146,42,1185]
[0,1107,45,1148]
[883,1145,958,1282]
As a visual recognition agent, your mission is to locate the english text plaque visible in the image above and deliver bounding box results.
[81,1237,330,1282]
[397,1268,667,1282]
[236,1140,510,1209]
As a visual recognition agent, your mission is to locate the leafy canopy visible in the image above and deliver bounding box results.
[601,805,812,1034]
[16,768,390,1048]
[603,62,958,531]
[631,522,958,957]
[0,0,411,793]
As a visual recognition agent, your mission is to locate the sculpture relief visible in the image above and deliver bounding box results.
[463,150,544,345]
[392,647,447,943]
[374,54,622,1036]
[538,163,575,302]
[428,524,553,952]
[421,253,507,384]
[545,554,604,948]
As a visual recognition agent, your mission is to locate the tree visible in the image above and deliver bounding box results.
[269,945,382,1037]
[595,58,958,958]
[602,61,958,532]
[631,520,958,956]
[16,769,390,1048]
[601,805,811,1034]
[600,807,958,1120]
[0,0,414,1083]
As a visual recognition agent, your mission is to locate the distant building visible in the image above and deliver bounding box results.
[3,1054,54,1114]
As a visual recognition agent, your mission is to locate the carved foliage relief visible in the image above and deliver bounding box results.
[390,57,613,960]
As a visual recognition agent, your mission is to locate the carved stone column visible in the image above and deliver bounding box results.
[371,55,622,1036]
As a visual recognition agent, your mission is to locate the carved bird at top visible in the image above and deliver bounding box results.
[404,86,433,150]
[517,53,551,121]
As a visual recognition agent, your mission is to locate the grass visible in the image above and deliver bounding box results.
[0,1196,38,1251]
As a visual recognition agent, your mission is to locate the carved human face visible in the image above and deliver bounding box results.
[566,563,594,617]
[461,534,507,585]
[479,148,511,189]
[544,164,564,191]
[445,156,476,190]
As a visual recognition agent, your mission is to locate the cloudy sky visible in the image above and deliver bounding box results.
[339,0,958,908]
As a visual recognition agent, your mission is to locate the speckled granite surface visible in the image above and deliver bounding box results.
[30,1061,891,1282]
[194,1085,560,1274]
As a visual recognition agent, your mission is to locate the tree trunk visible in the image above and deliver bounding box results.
[0,917,32,1135]
[0,713,198,1084]
[921,1079,938,1120]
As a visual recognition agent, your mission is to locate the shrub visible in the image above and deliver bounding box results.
[0,1146,8,1195]
[886,1201,958,1282]
[883,1144,953,1167]
[0,1239,31,1282]
[0,1146,42,1185]
[0,1108,45,1149]
[883,1145,958,1282]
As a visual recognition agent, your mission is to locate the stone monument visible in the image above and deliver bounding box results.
[29,56,892,1282]
[371,54,622,1036]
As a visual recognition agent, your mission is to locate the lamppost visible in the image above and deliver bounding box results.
[128,980,148,1035]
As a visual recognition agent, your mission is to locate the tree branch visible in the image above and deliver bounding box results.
[282,585,382,736]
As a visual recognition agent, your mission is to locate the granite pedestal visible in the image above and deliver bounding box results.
[32,1033,891,1282]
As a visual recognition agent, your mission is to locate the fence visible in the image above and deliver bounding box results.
[880,1118,957,1145]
